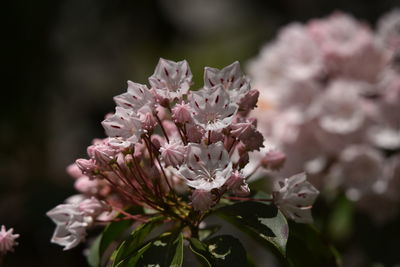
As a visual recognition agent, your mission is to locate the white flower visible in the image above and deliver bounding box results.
[0,225,19,254]
[47,204,90,250]
[308,12,373,59]
[204,61,250,102]
[309,80,366,135]
[368,126,400,150]
[113,81,155,114]
[178,142,232,191]
[79,197,107,217]
[47,197,106,250]
[273,173,319,224]
[330,146,384,199]
[376,9,400,51]
[101,107,143,144]
[149,58,192,101]
[191,86,238,131]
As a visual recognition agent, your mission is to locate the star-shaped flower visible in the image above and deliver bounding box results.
[204,61,250,102]
[149,58,192,101]
[273,173,319,223]
[101,107,143,145]
[46,197,106,250]
[113,81,155,115]
[178,142,232,191]
[191,86,238,131]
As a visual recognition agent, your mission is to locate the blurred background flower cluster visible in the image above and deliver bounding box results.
[2,0,400,266]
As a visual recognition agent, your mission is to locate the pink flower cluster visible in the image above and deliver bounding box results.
[47,59,319,250]
[248,10,400,222]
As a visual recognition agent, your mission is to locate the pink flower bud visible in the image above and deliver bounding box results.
[186,124,204,143]
[133,142,145,159]
[87,144,96,159]
[140,112,157,131]
[75,159,97,176]
[74,176,99,195]
[230,121,255,139]
[241,130,264,151]
[225,171,250,196]
[209,131,224,143]
[225,171,244,191]
[191,189,215,211]
[155,106,167,120]
[261,150,286,170]
[172,102,192,124]
[162,120,179,137]
[239,89,259,111]
[0,225,19,254]
[93,144,117,166]
[151,135,163,151]
[160,140,186,167]
[66,163,84,179]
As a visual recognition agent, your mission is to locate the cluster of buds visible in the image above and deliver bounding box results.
[47,58,319,250]
[248,10,400,222]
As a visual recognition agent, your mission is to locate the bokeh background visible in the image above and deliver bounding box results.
[2,0,400,266]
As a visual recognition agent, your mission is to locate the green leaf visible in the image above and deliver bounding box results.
[198,224,221,241]
[170,233,184,267]
[217,201,289,257]
[120,232,183,267]
[87,234,102,267]
[112,216,164,266]
[286,222,341,267]
[189,235,247,267]
[99,219,134,258]
[116,241,153,267]
[189,238,212,267]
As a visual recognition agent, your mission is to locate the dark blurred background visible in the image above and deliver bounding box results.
[2,0,400,266]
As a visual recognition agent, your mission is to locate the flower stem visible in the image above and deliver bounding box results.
[223,196,273,202]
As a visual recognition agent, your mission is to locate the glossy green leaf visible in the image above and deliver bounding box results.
[99,219,134,258]
[87,234,102,267]
[112,216,164,267]
[170,233,184,267]
[217,201,289,257]
[286,222,341,267]
[198,224,221,241]
[123,232,183,267]
[189,235,247,267]
[189,238,212,267]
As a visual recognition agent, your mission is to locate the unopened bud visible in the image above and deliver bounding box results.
[140,112,157,132]
[93,145,117,166]
[191,189,215,211]
[74,176,99,195]
[66,163,83,179]
[261,150,286,170]
[186,124,204,143]
[160,140,186,167]
[239,89,259,111]
[225,171,250,196]
[172,101,192,124]
[75,159,97,176]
